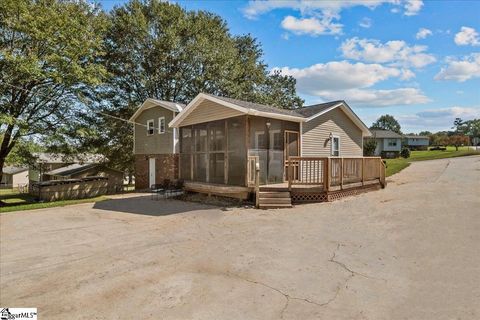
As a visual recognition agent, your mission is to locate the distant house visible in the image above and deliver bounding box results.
[1,166,29,188]
[404,135,429,150]
[367,129,402,158]
[43,163,124,186]
[129,98,185,189]
[29,152,105,183]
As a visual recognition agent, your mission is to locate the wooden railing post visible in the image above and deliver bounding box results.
[361,158,365,186]
[324,158,330,192]
[255,161,260,208]
[340,158,344,190]
[288,157,292,191]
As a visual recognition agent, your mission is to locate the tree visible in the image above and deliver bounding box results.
[452,117,465,134]
[370,115,402,134]
[0,0,107,184]
[418,131,432,136]
[363,138,377,156]
[447,135,469,151]
[71,0,303,176]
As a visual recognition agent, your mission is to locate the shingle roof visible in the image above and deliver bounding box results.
[295,100,344,117]
[147,99,185,112]
[2,166,28,175]
[45,163,100,176]
[204,94,304,118]
[369,129,402,138]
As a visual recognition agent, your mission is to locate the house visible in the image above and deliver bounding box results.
[130,98,185,189]
[43,163,124,186]
[367,129,402,158]
[29,152,105,183]
[1,166,29,188]
[404,135,429,150]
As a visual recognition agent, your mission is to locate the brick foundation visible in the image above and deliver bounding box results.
[135,154,179,190]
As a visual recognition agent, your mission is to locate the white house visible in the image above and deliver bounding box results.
[404,135,429,150]
[367,129,402,158]
[1,166,29,188]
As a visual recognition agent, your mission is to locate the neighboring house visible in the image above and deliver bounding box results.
[133,93,371,198]
[130,98,185,189]
[366,129,402,158]
[404,135,430,150]
[29,152,105,183]
[43,163,124,186]
[1,166,29,188]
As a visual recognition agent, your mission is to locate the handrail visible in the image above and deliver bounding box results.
[287,156,385,190]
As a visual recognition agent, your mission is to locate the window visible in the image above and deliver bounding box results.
[158,117,165,134]
[331,135,340,156]
[147,119,154,136]
[387,139,397,147]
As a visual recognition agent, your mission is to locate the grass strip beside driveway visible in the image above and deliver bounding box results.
[0,196,109,213]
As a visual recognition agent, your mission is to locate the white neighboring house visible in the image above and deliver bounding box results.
[404,135,429,150]
[367,129,402,158]
[1,166,29,188]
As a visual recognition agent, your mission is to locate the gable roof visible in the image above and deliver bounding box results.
[169,93,370,135]
[2,166,28,175]
[129,98,185,122]
[45,163,122,177]
[369,129,402,138]
[33,153,105,164]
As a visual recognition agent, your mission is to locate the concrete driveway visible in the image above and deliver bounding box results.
[1,156,479,319]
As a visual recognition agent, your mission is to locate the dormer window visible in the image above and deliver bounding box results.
[147,119,154,136]
[158,117,165,134]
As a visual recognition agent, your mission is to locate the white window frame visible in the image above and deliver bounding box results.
[147,119,154,136]
[158,117,166,134]
[387,138,397,147]
[331,134,340,157]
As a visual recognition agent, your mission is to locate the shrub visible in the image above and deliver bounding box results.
[363,138,377,156]
[401,147,411,158]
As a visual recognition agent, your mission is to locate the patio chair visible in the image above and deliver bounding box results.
[165,179,184,198]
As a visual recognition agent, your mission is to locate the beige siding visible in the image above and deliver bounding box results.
[302,108,363,157]
[180,100,244,126]
[135,107,175,154]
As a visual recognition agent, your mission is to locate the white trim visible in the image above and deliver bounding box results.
[158,117,166,134]
[129,98,183,122]
[305,102,371,136]
[169,93,305,128]
[147,119,154,136]
[331,134,340,157]
[299,122,303,156]
[172,111,177,153]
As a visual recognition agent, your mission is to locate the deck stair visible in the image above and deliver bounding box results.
[257,189,292,209]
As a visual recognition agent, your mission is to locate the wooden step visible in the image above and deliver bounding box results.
[259,197,292,204]
[258,191,291,198]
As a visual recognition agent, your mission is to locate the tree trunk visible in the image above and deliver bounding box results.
[455,145,459,151]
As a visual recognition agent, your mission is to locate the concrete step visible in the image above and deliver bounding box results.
[258,191,291,198]
[259,197,292,205]
[259,203,292,209]
[259,187,289,192]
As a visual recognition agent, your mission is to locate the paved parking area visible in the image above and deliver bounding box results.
[1,156,479,319]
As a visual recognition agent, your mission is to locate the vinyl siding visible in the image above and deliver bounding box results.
[302,108,363,157]
[180,100,244,126]
[134,107,175,154]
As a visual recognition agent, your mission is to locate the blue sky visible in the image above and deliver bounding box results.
[99,0,480,133]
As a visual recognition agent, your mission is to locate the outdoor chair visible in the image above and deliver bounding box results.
[150,184,164,200]
[165,179,184,198]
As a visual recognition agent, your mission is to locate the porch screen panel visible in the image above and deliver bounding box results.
[227,117,246,186]
[248,117,268,184]
[208,120,225,184]
[268,119,283,184]
[180,128,192,180]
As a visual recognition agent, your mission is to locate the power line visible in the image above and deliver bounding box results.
[1,81,162,130]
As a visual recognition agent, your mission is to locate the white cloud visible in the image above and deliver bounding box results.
[340,37,436,68]
[281,15,342,36]
[434,53,480,82]
[454,27,480,46]
[359,17,372,29]
[272,61,428,107]
[316,88,430,107]
[416,28,432,39]
[398,107,480,129]
[404,0,423,16]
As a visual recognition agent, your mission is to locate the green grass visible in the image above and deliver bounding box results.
[0,195,109,213]
[385,146,480,177]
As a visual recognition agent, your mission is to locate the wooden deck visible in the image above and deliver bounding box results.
[184,181,251,200]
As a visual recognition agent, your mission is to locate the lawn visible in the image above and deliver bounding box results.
[385,146,480,176]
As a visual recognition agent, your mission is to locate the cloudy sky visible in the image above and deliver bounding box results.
[100,0,480,133]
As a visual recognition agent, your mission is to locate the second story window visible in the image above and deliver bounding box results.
[147,119,154,136]
[158,117,165,134]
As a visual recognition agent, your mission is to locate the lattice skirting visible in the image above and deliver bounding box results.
[291,183,381,203]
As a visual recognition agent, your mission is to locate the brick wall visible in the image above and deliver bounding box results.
[135,154,178,190]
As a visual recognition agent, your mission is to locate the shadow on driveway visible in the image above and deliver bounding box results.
[93,195,217,216]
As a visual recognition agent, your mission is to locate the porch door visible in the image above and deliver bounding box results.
[149,157,156,187]
[284,131,300,181]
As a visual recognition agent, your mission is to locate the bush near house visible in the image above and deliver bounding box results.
[401,147,411,159]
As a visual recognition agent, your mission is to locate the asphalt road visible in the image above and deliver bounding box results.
[1,156,479,319]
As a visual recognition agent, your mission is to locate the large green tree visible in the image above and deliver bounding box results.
[0,0,107,184]
[370,114,402,134]
[76,0,303,176]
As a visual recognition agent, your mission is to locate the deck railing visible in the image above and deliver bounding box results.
[287,156,386,190]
